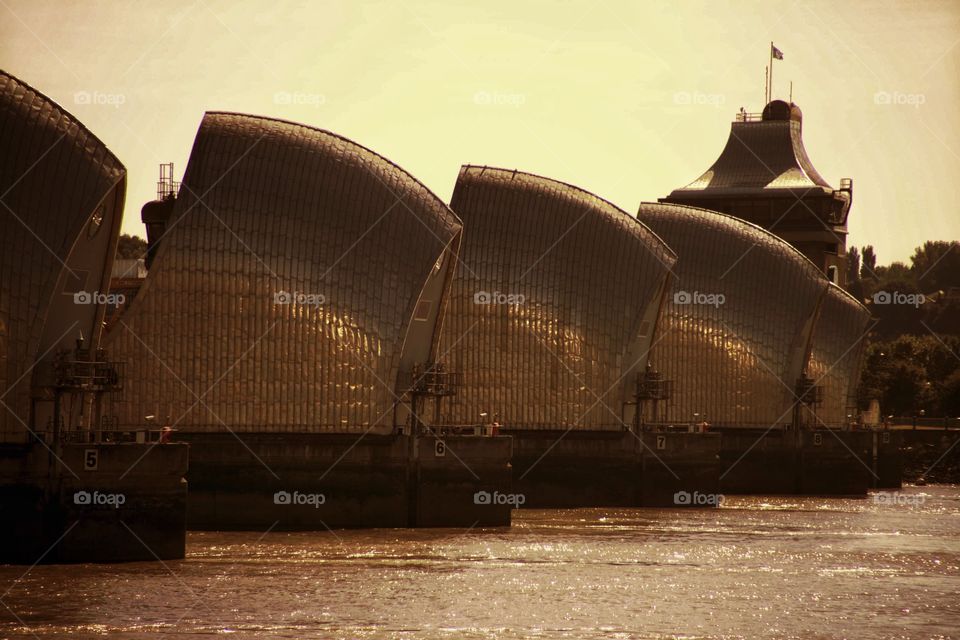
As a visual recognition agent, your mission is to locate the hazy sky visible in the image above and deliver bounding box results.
[2,0,958,265]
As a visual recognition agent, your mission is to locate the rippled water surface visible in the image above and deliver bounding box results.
[2,485,958,639]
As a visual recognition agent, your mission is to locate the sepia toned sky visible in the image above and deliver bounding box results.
[1,0,958,265]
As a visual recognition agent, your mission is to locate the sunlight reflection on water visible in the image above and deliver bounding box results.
[1,485,958,639]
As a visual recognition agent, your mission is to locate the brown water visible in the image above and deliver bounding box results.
[2,486,958,639]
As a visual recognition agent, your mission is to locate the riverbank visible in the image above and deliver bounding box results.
[901,430,960,483]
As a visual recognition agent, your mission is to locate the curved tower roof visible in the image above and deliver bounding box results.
[667,100,834,196]
[805,284,872,427]
[107,112,461,433]
[637,202,829,427]
[0,70,126,442]
[440,166,676,429]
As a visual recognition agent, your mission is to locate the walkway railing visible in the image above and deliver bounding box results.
[887,417,960,430]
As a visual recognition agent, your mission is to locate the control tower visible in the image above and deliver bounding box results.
[661,100,853,287]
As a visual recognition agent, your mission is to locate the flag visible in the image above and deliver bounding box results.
[771,44,784,60]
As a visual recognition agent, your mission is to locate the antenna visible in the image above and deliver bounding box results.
[790,81,793,103]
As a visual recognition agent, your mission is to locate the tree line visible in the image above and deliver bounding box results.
[846,241,960,417]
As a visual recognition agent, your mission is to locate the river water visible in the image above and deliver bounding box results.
[2,485,958,639]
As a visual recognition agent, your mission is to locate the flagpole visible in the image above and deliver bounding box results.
[768,41,773,103]
[764,65,769,108]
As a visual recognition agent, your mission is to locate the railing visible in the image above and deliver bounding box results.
[402,363,461,397]
[157,180,180,200]
[887,417,960,430]
[41,428,173,444]
[735,111,764,122]
[419,423,502,437]
[795,376,823,406]
[157,162,179,200]
[640,422,713,433]
[636,377,673,401]
[54,358,123,391]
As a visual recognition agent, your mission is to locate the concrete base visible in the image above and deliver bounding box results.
[179,432,513,530]
[413,435,514,527]
[719,428,873,496]
[871,431,903,489]
[638,431,723,507]
[507,429,722,508]
[1,442,189,564]
[509,430,637,507]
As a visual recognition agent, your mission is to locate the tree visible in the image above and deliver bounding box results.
[875,261,911,284]
[846,246,860,286]
[116,234,147,259]
[859,335,960,416]
[860,245,877,281]
[942,369,960,416]
[910,240,960,292]
[858,241,960,415]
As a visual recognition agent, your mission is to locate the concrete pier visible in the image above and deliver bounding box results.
[871,430,903,489]
[718,428,872,496]
[637,431,723,507]
[508,430,722,508]
[1,441,188,564]
[179,432,513,530]
[413,434,514,527]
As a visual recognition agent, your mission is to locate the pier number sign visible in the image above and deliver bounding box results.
[434,440,446,457]
[84,448,99,471]
[656,435,667,450]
